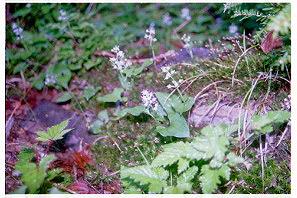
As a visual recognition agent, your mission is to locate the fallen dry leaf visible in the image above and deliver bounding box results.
[261,31,283,53]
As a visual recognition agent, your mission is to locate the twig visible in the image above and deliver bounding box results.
[94,49,176,65]
[109,135,122,153]
[85,180,100,194]
[173,19,191,35]
[275,121,290,148]
[53,183,77,194]
[92,136,109,145]
[107,170,120,177]
[136,146,150,166]
[231,45,258,87]
[259,135,265,193]
[6,102,21,140]
[237,74,262,156]
[193,80,226,102]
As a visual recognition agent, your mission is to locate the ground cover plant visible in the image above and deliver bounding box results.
[5,3,291,194]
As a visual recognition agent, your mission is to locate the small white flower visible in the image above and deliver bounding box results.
[141,90,158,111]
[229,24,238,34]
[109,45,132,72]
[161,66,176,80]
[144,26,157,44]
[45,73,57,85]
[223,3,232,13]
[161,66,170,73]
[12,23,23,40]
[58,9,68,21]
[181,34,191,49]
[26,3,31,8]
[166,84,174,89]
[162,13,172,26]
[167,79,183,90]
[281,95,291,111]
[181,7,191,21]
[161,66,183,90]
[111,45,120,53]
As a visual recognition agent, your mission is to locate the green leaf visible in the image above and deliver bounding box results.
[177,158,190,174]
[83,86,101,101]
[121,165,169,193]
[97,88,127,103]
[164,185,189,194]
[155,92,194,114]
[119,74,133,90]
[10,185,27,194]
[123,184,142,194]
[151,142,202,168]
[39,154,56,172]
[177,166,198,184]
[164,166,198,194]
[36,119,73,142]
[122,59,153,78]
[13,62,29,74]
[155,112,190,138]
[25,168,46,193]
[176,166,198,193]
[226,152,244,167]
[251,110,290,133]
[32,73,45,90]
[68,63,82,71]
[16,148,35,163]
[47,64,72,89]
[98,110,109,123]
[84,59,102,70]
[199,164,231,194]
[191,125,230,168]
[90,110,109,134]
[90,120,105,134]
[15,150,56,194]
[46,168,63,181]
[115,106,147,119]
[56,92,72,103]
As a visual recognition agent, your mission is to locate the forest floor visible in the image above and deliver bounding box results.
[5,3,291,194]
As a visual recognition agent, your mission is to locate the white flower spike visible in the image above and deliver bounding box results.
[163,13,172,26]
[144,26,157,44]
[141,90,158,111]
[109,45,132,72]
[12,23,23,40]
[181,7,191,21]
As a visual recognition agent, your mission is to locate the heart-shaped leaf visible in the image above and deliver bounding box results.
[83,86,101,101]
[56,92,72,103]
[155,112,190,138]
[97,88,127,103]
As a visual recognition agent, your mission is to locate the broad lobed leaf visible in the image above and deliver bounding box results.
[199,164,231,194]
[121,165,169,193]
[36,119,73,142]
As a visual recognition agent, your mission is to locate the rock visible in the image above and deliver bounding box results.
[24,100,98,151]
[157,47,212,68]
[189,102,256,129]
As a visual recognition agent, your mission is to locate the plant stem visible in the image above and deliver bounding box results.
[136,146,150,166]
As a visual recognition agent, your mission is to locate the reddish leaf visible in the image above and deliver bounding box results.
[260,31,283,53]
[72,149,92,170]
[68,180,97,194]
[52,145,93,177]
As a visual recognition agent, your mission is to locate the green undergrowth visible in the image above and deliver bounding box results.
[233,157,290,194]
